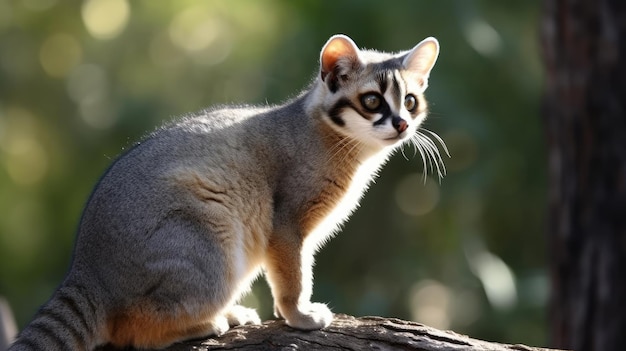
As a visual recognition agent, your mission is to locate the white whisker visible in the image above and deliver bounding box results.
[409,134,429,183]
[400,144,409,161]
[422,128,450,181]
[404,128,449,182]
[416,133,438,177]
[422,128,450,158]
[417,132,445,179]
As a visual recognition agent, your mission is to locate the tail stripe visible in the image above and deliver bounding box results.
[25,319,67,350]
[73,284,99,329]
[9,284,100,351]
[56,288,92,337]
[37,307,85,348]
[12,337,44,350]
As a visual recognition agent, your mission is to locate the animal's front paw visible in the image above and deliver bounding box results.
[209,315,230,336]
[284,302,333,330]
[225,305,261,326]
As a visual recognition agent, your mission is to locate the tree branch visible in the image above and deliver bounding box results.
[97,314,564,351]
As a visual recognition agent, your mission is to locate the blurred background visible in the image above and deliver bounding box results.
[0,0,545,346]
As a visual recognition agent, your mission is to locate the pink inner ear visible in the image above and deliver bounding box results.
[321,37,358,78]
[322,47,343,75]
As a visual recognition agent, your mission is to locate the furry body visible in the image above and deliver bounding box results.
[9,34,441,350]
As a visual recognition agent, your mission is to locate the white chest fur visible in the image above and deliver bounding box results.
[303,149,392,252]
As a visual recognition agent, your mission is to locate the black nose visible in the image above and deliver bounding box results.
[392,116,408,133]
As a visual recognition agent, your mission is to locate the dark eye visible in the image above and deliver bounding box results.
[361,93,382,111]
[404,94,417,112]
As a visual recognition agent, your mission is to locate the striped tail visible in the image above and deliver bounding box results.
[8,284,104,351]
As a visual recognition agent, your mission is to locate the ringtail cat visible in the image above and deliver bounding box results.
[10,34,441,350]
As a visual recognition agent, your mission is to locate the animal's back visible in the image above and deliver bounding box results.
[77,105,278,302]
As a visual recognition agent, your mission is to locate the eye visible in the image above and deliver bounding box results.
[361,93,382,112]
[404,94,418,112]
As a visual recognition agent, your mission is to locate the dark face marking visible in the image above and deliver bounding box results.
[371,57,403,72]
[328,99,347,126]
[376,72,388,94]
[328,95,381,127]
[390,73,403,112]
[391,73,402,107]
[328,98,358,127]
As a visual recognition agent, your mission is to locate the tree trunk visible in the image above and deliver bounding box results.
[95,314,562,351]
[542,0,626,350]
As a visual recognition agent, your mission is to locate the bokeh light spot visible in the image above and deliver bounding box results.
[66,64,108,105]
[79,98,116,130]
[0,107,48,186]
[468,249,518,310]
[39,33,82,78]
[82,0,130,40]
[169,8,232,65]
[464,19,502,57]
[66,64,116,129]
[394,173,440,216]
[409,279,452,329]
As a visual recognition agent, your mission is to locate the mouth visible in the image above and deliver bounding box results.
[384,131,408,142]
[381,135,408,147]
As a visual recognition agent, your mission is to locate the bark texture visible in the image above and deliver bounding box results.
[96,314,561,351]
[542,0,626,350]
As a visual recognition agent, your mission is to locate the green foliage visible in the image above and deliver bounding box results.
[0,0,544,346]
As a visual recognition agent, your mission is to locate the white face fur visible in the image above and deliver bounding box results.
[318,35,440,152]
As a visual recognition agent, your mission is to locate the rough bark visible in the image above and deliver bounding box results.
[542,0,626,350]
[96,314,562,351]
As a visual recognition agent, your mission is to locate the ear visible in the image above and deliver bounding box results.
[320,34,360,81]
[402,37,439,81]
